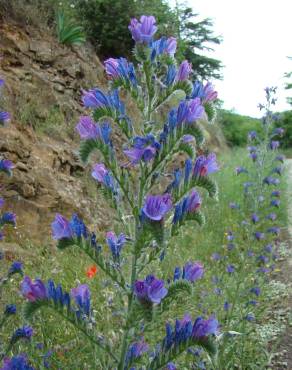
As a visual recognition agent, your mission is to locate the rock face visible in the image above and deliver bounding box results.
[0,123,112,246]
[0,21,112,245]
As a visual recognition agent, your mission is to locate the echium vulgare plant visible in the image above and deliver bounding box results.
[19,16,220,369]
[212,87,285,367]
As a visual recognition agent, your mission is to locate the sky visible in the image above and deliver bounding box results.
[177,0,292,117]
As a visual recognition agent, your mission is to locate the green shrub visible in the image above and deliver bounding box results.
[218,109,261,146]
[56,11,85,45]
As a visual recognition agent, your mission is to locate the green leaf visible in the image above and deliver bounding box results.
[173,80,193,97]
[79,139,109,164]
[57,12,85,45]
[164,280,192,302]
[177,142,195,158]
[193,176,218,199]
[204,102,216,122]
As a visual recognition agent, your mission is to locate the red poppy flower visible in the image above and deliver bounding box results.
[86,265,97,278]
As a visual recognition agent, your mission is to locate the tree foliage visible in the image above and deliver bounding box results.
[72,0,222,80]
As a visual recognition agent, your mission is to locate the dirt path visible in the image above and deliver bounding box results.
[271,159,292,369]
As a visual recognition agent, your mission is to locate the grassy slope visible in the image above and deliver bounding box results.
[0,148,288,369]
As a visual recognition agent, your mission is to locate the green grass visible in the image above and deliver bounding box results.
[0,148,289,369]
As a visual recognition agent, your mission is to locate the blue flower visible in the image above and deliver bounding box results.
[250,287,261,296]
[8,261,23,276]
[125,338,149,366]
[0,111,10,125]
[128,16,157,44]
[4,304,16,315]
[226,265,235,273]
[1,354,35,370]
[11,326,33,343]
[1,212,16,226]
[105,231,126,261]
[134,275,168,305]
[70,284,91,316]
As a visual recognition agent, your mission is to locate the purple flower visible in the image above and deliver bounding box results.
[12,326,33,343]
[51,214,73,240]
[4,304,16,315]
[226,231,234,241]
[212,253,221,261]
[273,127,284,136]
[166,363,177,370]
[270,141,280,150]
[226,265,235,273]
[267,226,280,235]
[91,163,108,183]
[235,166,248,175]
[21,276,47,302]
[0,111,11,125]
[125,338,149,365]
[224,301,230,311]
[247,249,254,257]
[255,232,265,241]
[124,135,160,165]
[175,98,205,125]
[250,152,258,161]
[193,153,219,177]
[106,231,126,261]
[1,212,16,226]
[75,116,100,140]
[202,82,218,102]
[128,15,157,44]
[250,287,261,296]
[0,159,14,175]
[81,88,124,114]
[192,315,219,338]
[104,57,137,85]
[183,261,204,282]
[275,154,285,163]
[176,60,192,81]
[229,202,240,209]
[251,213,259,223]
[134,274,168,305]
[191,81,218,103]
[151,37,177,59]
[264,244,273,253]
[248,131,257,140]
[0,78,4,87]
[142,194,172,221]
[82,88,109,108]
[1,354,35,370]
[186,189,202,212]
[266,212,277,221]
[174,189,202,224]
[70,284,91,316]
[8,261,23,275]
[263,176,280,186]
[270,199,280,207]
[245,313,255,322]
[257,255,269,264]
